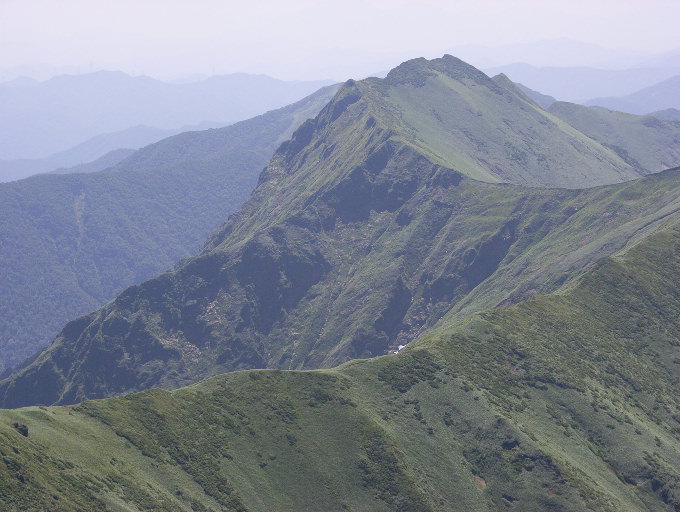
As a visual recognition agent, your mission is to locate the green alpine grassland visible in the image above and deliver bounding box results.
[0,55,678,510]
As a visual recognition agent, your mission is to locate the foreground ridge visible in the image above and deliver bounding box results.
[0,222,678,510]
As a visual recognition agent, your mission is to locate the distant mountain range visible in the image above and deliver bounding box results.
[486,62,678,102]
[0,71,333,160]
[514,82,556,108]
[0,124,185,182]
[48,148,137,175]
[3,38,677,83]
[585,75,680,114]
[0,86,337,374]
[513,76,680,123]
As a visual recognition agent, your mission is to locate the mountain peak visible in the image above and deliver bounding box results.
[257,54,673,191]
[490,72,513,86]
[383,54,491,87]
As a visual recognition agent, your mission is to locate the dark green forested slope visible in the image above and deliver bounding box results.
[0,86,337,372]
[1,56,678,408]
[0,221,677,511]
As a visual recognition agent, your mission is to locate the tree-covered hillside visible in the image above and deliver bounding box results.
[0,86,337,372]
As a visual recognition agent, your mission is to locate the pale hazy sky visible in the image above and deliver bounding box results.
[1,0,678,80]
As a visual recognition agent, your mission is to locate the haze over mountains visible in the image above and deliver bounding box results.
[471,41,678,106]
[485,63,678,103]
[0,71,332,162]
[4,37,674,83]
[585,75,680,115]
[0,125,184,183]
[480,54,679,122]
[451,39,679,70]
[0,52,678,511]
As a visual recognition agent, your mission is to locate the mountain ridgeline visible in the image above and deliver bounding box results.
[546,101,679,172]
[1,55,678,408]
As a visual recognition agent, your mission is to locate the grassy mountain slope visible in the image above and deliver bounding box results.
[0,86,337,373]
[4,165,676,407]
[0,221,677,511]
[548,101,680,173]
[649,108,680,122]
[358,57,649,187]
[1,56,677,407]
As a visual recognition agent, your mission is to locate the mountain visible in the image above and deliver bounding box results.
[514,82,556,108]
[2,55,678,407]
[0,124,184,183]
[49,148,137,175]
[0,215,677,511]
[485,63,678,102]
[547,101,680,172]
[0,71,333,160]
[585,75,680,115]
[0,86,337,374]
[648,108,680,121]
